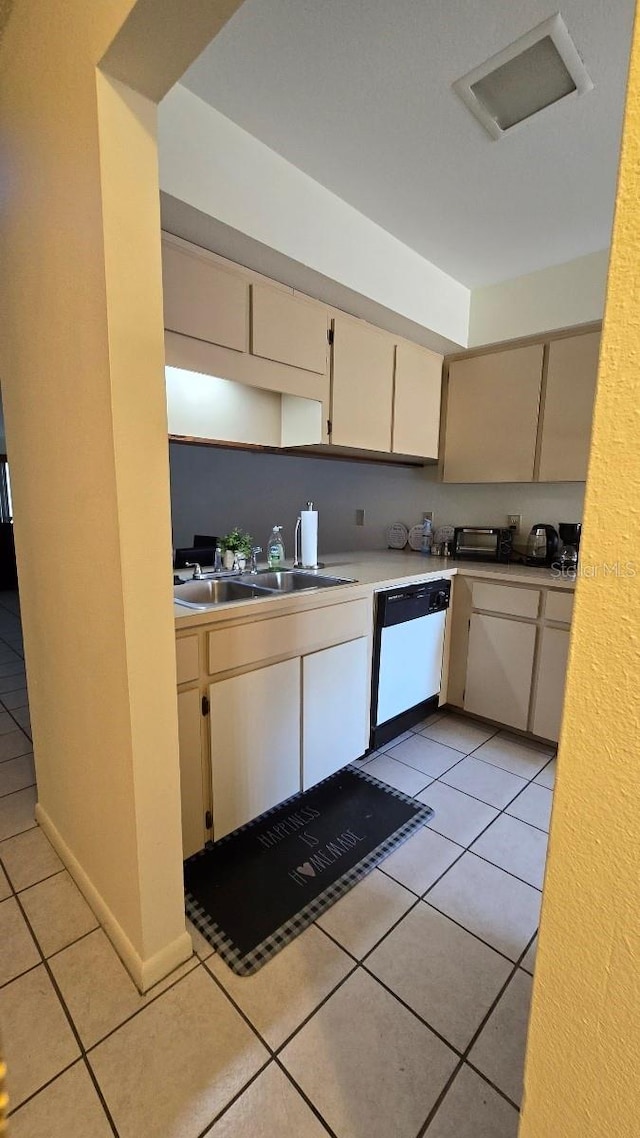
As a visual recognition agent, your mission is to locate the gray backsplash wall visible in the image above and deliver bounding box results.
[169,442,585,555]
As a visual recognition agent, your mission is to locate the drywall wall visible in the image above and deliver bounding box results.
[169,442,584,555]
[158,84,470,347]
[0,0,240,990]
[519,11,640,1136]
[469,250,609,346]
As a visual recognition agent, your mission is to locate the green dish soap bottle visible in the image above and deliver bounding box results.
[267,525,285,569]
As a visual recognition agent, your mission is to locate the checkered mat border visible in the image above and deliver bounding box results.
[185,764,434,976]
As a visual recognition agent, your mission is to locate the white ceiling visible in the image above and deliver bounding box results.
[182,0,635,288]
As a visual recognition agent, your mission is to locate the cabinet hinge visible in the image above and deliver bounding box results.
[327,327,334,345]
[327,419,332,437]
[205,810,213,830]
[201,695,210,717]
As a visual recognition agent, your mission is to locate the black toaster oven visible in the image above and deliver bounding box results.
[451,527,513,563]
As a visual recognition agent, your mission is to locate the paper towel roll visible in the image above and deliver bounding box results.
[301,510,318,567]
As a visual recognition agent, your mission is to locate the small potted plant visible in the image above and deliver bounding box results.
[221,526,253,571]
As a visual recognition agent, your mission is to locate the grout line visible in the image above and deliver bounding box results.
[0,779,35,801]
[199,958,342,1137]
[4,1058,85,1122]
[463,1060,521,1111]
[0,821,38,842]
[82,959,200,1054]
[414,933,536,1135]
[5,885,120,1136]
[273,1058,337,1137]
[0,958,42,993]
[195,1057,274,1138]
[0,745,33,766]
[13,866,67,895]
[413,1060,464,1138]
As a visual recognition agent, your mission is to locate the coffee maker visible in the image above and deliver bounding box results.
[556,523,582,572]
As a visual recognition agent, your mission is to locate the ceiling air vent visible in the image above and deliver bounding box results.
[453,13,593,140]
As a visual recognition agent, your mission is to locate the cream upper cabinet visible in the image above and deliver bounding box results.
[392,342,442,459]
[331,316,395,451]
[443,344,544,482]
[162,238,249,353]
[252,283,328,375]
[538,332,600,482]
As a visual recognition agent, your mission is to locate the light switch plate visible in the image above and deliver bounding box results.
[356,508,365,526]
[422,511,433,523]
[507,513,522,533]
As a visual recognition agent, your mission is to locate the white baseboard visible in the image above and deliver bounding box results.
[35,803,193,992]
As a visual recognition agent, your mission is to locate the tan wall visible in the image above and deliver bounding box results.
[0,0,242,988]
[520,7,640,1135]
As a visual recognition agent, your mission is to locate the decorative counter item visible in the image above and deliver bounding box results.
[221,526,253,571]
[387,522,409,549]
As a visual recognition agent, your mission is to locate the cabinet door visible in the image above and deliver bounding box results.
[532,627,570,742]
[392,342,442,458]
[162,239,249,352]
[209,658,301,840]
[443,345,543,482]
[178,689,207,859]
[252,283,328,374]
[464,614,536,730]
[538,332,600,482]
[331,316,395,451]
[302,637,369,790]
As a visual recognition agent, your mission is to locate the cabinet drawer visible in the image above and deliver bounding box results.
[208,599,370,675]
[545,590,574,624]
[176,635,199,684]
[472,582,540,619]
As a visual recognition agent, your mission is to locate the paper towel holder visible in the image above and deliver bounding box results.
[293,501,324,570]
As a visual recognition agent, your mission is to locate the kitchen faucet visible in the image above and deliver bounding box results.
[249,546,262,573]
[185,562,203,580]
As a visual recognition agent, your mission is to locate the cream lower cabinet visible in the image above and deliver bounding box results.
[177,688,207,859]
[209,658,301,842]
[531,627,571,741]
[302,636,369,790]
[447,578,573,741]
[464,613,537,731]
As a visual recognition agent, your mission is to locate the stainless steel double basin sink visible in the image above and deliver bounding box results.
[174,569,356,609]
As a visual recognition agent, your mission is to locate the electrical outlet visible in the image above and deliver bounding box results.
[507,514,522,533]
[422,511,433,523]
[356,508,365,526]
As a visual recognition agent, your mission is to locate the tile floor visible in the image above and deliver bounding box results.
[0,591,556,1137]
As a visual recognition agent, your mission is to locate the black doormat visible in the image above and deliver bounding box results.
[184,764,433,976]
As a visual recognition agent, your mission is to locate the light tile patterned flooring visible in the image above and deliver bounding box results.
[0,590,557,1137]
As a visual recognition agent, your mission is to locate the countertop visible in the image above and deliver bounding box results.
[174,550,575,629]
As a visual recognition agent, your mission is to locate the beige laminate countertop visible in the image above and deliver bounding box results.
[174,550,575,629]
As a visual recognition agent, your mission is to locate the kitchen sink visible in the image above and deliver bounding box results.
[251,569,355,592]
[174,578,272,608]
[174,569,356,608]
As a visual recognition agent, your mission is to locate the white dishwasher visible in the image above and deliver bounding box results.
[370,579,451,750]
